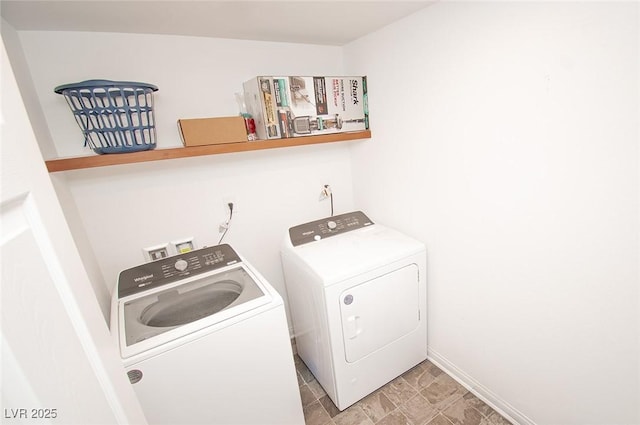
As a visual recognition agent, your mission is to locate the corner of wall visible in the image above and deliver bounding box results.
[1,19,58,159]
[49,173,112,323]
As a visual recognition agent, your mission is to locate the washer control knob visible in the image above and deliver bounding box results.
[175,259,188,272]
[327,220,337,230]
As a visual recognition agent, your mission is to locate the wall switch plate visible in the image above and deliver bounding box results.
[143,244,170,262]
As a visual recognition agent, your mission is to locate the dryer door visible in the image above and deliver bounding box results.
[339,264,420,363]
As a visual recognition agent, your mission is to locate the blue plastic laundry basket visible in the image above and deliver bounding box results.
[54,79,158,154]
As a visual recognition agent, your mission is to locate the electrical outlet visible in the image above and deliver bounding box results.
[319,184,332,201]
[219,199,235,236]
[172,237,196,254]
[143,244,169,262]
[218,222,229,234]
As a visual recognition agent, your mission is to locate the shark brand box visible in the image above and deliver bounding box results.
[243,76,368,140]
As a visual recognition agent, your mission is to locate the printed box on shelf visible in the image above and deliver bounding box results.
[244,76,368,140]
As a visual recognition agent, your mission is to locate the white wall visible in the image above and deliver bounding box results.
[345,2,639,424]
[16,31,356,326]
[10,4,640,424]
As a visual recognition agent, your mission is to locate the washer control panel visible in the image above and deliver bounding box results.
[118,244,241,298]
[289,211,373,246]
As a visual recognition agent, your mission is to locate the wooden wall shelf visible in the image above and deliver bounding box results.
[44,130,371,173]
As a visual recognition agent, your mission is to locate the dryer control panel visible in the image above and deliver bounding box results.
[289,211,374,246]
[118,244,241,298]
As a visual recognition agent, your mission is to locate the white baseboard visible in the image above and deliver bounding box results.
[427,348,535,425]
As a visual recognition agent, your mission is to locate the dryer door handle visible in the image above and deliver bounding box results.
[345,316,362,340]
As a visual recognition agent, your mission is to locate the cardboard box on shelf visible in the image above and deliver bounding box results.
[177,116,248,147]
[244,76,368,140]
[243,77,282,140]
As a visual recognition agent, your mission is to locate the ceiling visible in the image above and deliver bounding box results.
[0,1,435,46]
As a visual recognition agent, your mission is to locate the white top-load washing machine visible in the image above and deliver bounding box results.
[281,211,427,411]
[111,244,304,425]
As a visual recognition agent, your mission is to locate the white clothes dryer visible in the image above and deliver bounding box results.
[111,244,304,425]
[281,211,427,411]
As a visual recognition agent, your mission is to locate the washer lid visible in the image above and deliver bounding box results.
[118,264,271,359]
[287,224,425,285]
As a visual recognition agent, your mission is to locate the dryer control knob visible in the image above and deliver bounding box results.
[327,220,337,230]
[175,259,188,272]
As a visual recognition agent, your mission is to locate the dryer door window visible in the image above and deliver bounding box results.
[339,264,420,363]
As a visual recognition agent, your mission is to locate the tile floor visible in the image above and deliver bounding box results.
[294,355,513,425]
